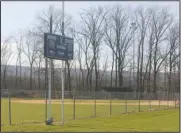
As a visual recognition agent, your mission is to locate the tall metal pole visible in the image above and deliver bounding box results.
[45,41,48,121]
[61,0,65,125]
[45,59,48,121]
[48,15,53,122]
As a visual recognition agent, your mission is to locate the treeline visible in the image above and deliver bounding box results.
[1,5,180,94]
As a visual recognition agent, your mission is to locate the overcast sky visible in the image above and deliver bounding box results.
[1,1,179,67]
[1,1,179,38]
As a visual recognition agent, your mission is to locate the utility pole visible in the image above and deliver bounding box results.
[61,0,65,125]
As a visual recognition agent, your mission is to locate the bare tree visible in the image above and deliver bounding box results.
[14,30,24,90]
[72,52,80,91]
[133,7,151,94]
[77,6,108,91]
[104,5,132,88]
[176,52,180,93]
[74,29,94,91]
[99,55,109,87]
[22,31,39,90]
[34,52,44,90]
[1,36,14,90]
[141,8,174,94]
[151,9,173,93]
[145,18,155,93]
[167,22,179,93]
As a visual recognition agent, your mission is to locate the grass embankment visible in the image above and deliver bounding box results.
[2,108,179,132]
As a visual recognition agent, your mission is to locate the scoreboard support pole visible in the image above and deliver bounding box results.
[61,0,65,125]
[44,0,73,125]
[47,15,53,124]
[61,61,65,125]
[48,59,52,120]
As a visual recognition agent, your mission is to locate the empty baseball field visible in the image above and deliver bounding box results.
[1,98,179,132]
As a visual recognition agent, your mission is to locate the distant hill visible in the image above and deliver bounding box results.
[1,65,165,83]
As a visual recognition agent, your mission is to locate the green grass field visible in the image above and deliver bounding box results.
[1,98,179,132]
[2,108,179,132]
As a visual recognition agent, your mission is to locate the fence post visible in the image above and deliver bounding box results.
[110,92,112,115]
[174,93,176,108]
[45,89,47,121]
[94,91,96,117]
[8,89,12,125]
[159,92,160,108]
[149,93,151,110]
[138,91,140,112]
[125,92,127,113]
[73,89,75,119]
[167,92,169,109]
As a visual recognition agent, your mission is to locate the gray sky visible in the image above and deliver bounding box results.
[1,1,179,67]
[1,1,179,38]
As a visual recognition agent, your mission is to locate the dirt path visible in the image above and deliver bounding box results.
[11,99,176,106]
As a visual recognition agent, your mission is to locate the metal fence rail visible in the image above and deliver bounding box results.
[1,89,180,126]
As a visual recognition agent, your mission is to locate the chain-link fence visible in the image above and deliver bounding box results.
[1,89,180,126]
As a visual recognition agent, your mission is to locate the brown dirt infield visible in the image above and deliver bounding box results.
[11,99,176,106]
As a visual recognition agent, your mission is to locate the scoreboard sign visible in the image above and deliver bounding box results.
[44,33,73,60]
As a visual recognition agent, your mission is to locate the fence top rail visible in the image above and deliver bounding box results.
[1,89,180,94]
